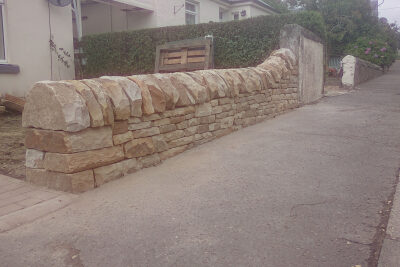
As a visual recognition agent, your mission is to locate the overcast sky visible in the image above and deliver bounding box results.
[379,0,400,24]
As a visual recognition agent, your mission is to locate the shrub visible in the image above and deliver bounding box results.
[345,37,397,68]
[79,11,326,78]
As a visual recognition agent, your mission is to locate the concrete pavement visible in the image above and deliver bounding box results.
[0,62,399,266]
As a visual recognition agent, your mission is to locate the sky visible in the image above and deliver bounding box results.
[379,0,400,24]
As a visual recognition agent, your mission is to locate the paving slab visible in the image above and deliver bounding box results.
[0,174,77,233]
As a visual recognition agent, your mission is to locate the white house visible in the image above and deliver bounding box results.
[0,0,75,97]
[76,0,278,37]
[0,0,277,97]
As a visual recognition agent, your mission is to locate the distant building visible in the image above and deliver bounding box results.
[370,0,378,17]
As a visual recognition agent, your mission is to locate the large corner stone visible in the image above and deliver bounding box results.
[43,146,124,174]
[25,127,113,153]
[22,81,90,132]
[26,168,95,193]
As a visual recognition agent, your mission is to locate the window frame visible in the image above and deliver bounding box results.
[0,0,7,64]
[185,1,199,25]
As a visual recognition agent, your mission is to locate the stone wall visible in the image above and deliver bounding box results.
[22,48,299,193]
[280,24,324,104]
[342,55,383,89]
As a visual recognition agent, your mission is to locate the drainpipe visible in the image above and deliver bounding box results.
[72,0,82,40]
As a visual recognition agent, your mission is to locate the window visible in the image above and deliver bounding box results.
[233,12,239,21]
[0,0,5,62]
[185,1,198,25]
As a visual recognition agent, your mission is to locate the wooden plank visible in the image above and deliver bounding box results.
[165,51,184,58]
[3,94,25,113]
[158,62,205,72]
[164,58,182,65]
[188,50,205,56]
[181,48,188,65]
[187,56,205,63]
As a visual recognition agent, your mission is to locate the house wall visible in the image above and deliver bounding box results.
[80,0,275,36]
[0,0,74,97]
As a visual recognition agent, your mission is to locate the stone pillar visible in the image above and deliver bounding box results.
[280,24,324,104]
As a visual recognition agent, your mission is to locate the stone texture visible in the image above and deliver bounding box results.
[112,120,129,135]
[167,73,196,106]
[26,168,94,193]
[25,127,113,153]
[195,103,212,117]
[128,121,151,131]
[94,158,142,186]
[82,79,115,125]
[214,69,244,97]
[139,154,161,168]
[152,135,169,152]
[43,146,124,174]
[22,81,90,132]
[271,48,296,69]
[102,76,142,117]
[25,149,45,169]
[189,70,229,99]
[163,130,185,142]
[168,136,194,148]
[235,68,264,93]
[66,80,104,127]
[132,127,160,138]
[151,73,180,109]
[97,78,131,120]
[128,76,155,115]
[124,137,155,158]
[160,145,188,161]
[129,75,166,113]
[113,131,133,145]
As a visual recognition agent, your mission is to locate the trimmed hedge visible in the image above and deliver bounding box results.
[79,11,326,78]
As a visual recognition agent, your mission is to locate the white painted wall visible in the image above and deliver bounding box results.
[80,0,276,36]
[0,0,75,97]
[341,55,356,88]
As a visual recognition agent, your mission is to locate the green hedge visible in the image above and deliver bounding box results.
[79,11,326,78]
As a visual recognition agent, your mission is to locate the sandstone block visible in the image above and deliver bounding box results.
[124,137,155,158]
[132,75,166,113]
[25,127,113,153]
[113,131,133,145]
[102,76,142,117]
[66,80,104,127]
[176,120,189,130]
[150,74,180,109]
[132,127,160,138]
[83,79,114,125]
[195,103,212,117]
[209,123,221,131]
[168,136,194,148]
[199,115,215,124]
[188,70,227,99]
[163,130,185,142]
[97,78,131,120]
[128,117,142,124]
[184,126,198,136]
[43,146,124,174]
[170,115,186,124]
[188,118,200,127]
[94,158,142,186]
[113,120,129,135]
[152,135,169,152]
[22,81,90,132]
[197,124,209,134]
[128,121,151,131]
[210,99,219,106]
[153,118,170,126]
[159,124,177,134]
[25,149,45,169]
[142,114,162,121]
[220,116,234,129]
[163,106,195,117]
[214,69,244,97]
[139,154,161,168]
[159,145,188,161]
[128,75,154,115]
[168,73,201,106]
[26,168,94,193]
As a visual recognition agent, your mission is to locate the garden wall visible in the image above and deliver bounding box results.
[342,55,383,88]
[22,48,299,193]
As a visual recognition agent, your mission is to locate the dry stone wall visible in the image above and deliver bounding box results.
[22,48,299,193]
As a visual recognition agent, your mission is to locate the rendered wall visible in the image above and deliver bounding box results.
[0,0,75,97]
[280,24,324,104]
[341,55,383,88]
[22,48,299,193]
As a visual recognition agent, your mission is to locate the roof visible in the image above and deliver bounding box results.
[221,0,279,13]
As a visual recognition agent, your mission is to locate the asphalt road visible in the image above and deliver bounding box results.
[1,62,399,267]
